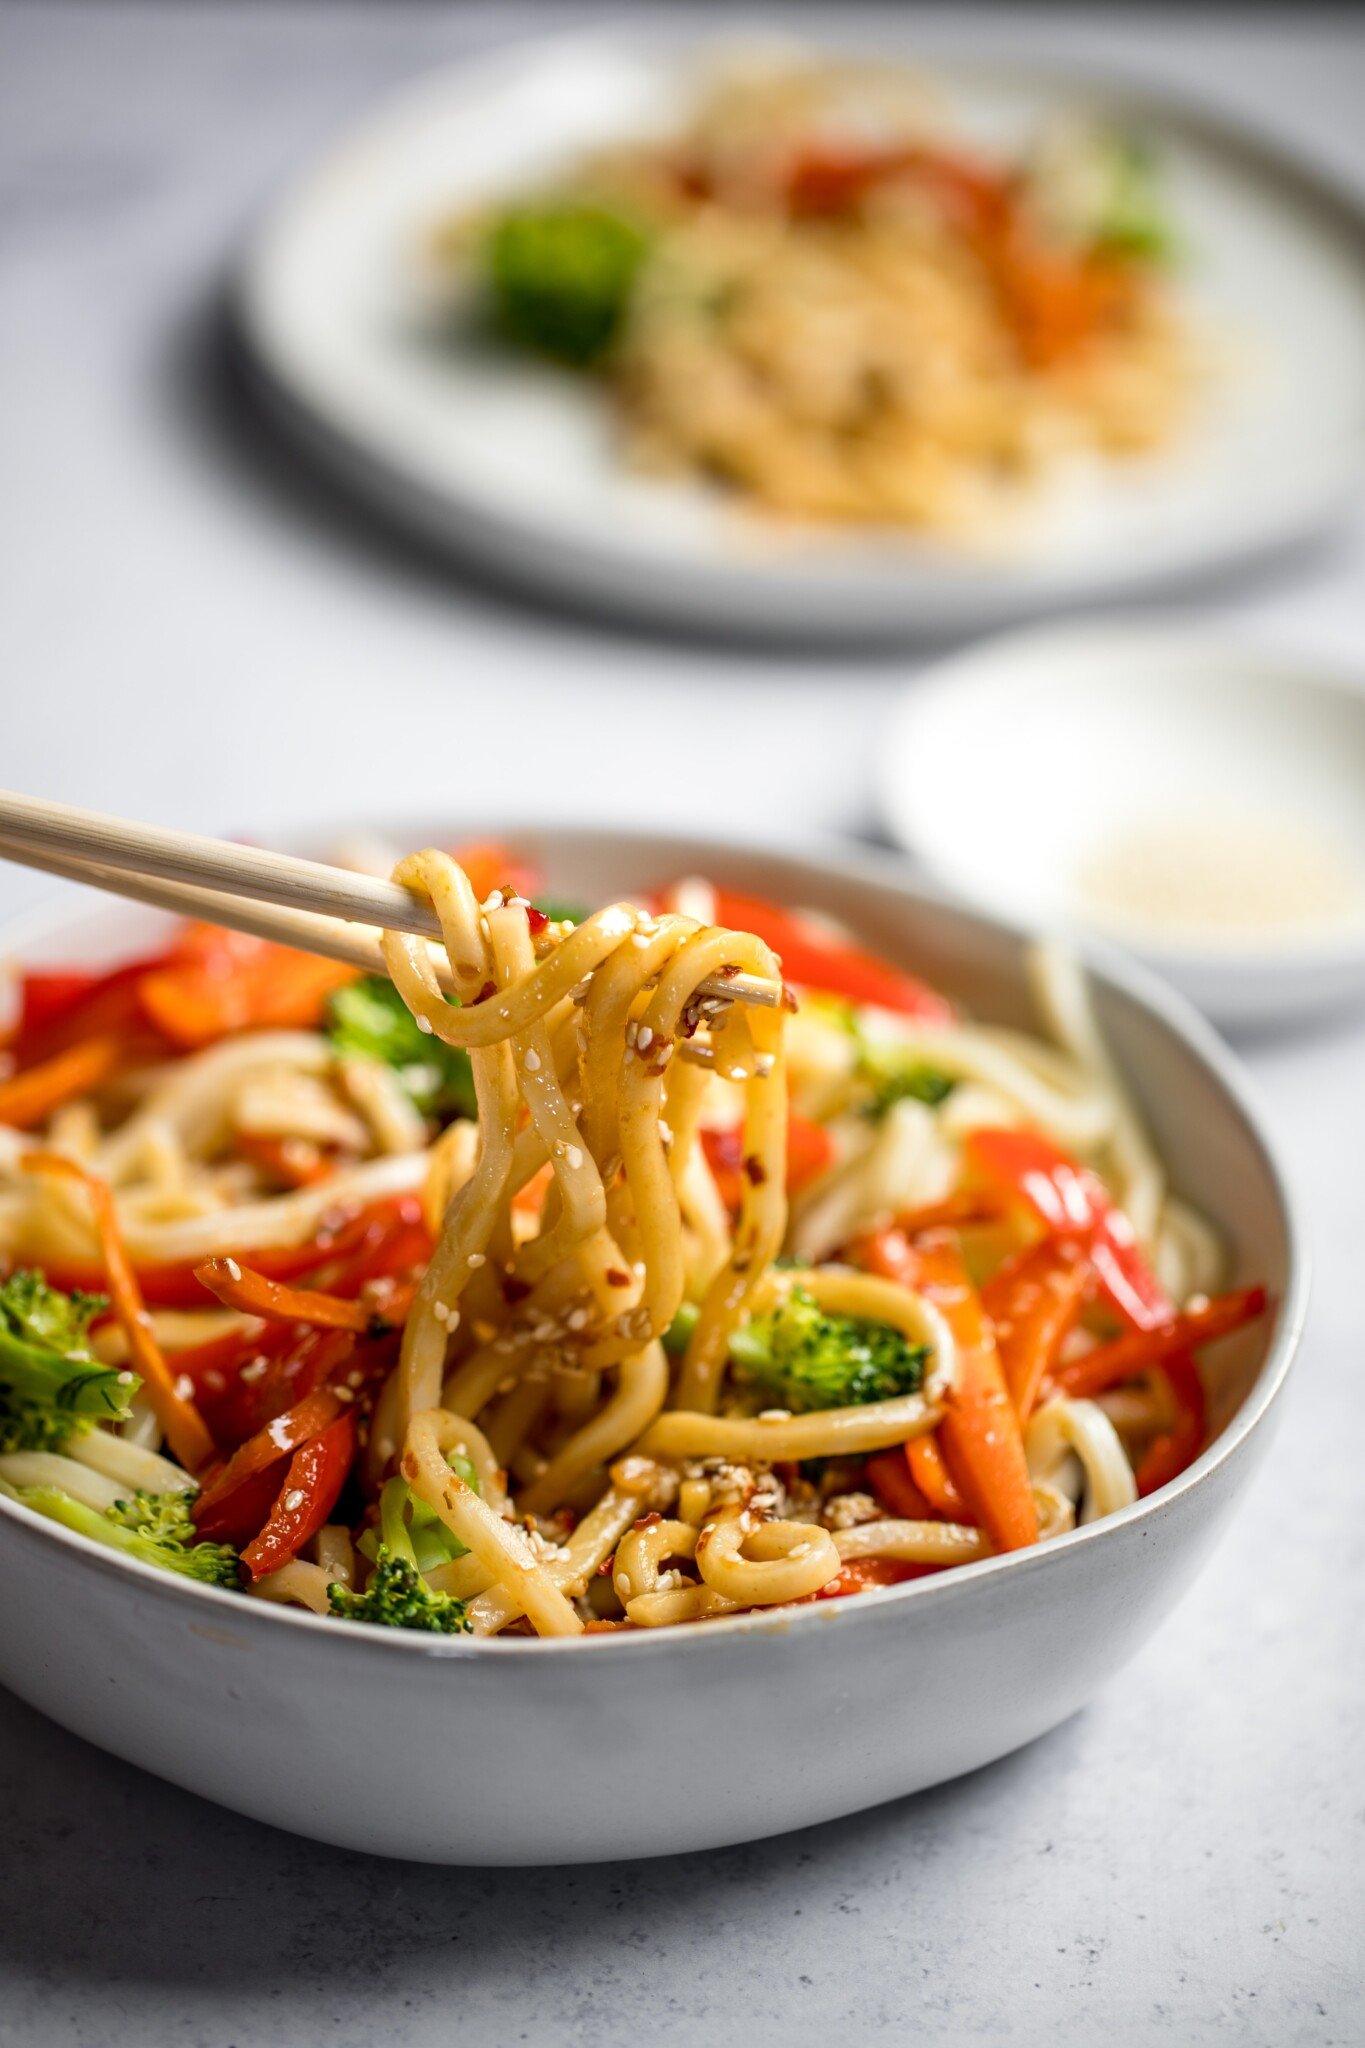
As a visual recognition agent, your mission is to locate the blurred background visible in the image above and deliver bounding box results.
[3,4,1363,890]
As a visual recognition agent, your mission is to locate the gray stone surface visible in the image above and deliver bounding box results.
[0,7,1362,2044]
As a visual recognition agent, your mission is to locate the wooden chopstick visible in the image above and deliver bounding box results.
[0,793,781,1011]
[0,834,411,985]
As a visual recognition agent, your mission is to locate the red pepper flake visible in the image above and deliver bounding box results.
[596,1552,617,1576]
[472,980,497,1006]
[526,905,549,935]
[503,1275,532,1304]
[743,1155,767,1187]
[606,1268,631,1288]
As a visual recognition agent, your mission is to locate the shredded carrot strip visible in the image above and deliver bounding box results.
[982,1238,1090,1421]
[0,1036,126,1131]
[25,1150,216,1473]
[193,1257,377,1335]
[906,1435,970,1520]
[906,1234,1038,1552]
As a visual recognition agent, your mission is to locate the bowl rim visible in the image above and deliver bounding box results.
[0,823,1310,1660]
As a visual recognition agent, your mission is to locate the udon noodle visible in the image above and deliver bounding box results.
[0,844,1267,1639]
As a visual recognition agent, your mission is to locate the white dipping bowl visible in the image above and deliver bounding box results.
[0,827,1304,1864]
[879,620,1365,1030]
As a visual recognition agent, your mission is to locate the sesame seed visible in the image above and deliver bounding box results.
[637,1026,653,1052]
[240,1357,268,1383]
[523,1047,541,1072]
[467,1252,486,1269]
[225,1258,242,1283]
[174,1374,194,1401]
[283,1489,306,1513]
[415,1014,434,1035]
[116,1370,136,1386]
[566,1145,583,1170]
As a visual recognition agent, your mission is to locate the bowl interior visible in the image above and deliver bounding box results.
[3,823,1294,1459]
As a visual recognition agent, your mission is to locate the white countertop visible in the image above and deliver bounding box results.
[1,6,1362,2044]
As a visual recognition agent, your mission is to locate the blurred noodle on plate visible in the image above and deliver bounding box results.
[438,59,1199,539]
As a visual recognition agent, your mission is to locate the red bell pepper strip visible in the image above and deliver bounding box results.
[39,1197,423,1309]
[783,143,1013,231]
[193,1384,346,1529]
[708,888,953,1021]
[701,1113,834,1211]
[240,1412,357,1580]
[1054,1286,1268,1401]
[192,1456,289,1548]
[177,1324,368,1454]
[981,1237,1091,1421]
[138,924,356,1050]
[9,953,174,1067]
[965,1127,1173,1332]
[1134,1355,1206,1496]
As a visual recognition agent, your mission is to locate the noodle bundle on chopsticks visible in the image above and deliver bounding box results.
[0,844,1268,1639]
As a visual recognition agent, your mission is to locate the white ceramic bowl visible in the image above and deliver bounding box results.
[879,620,1365,1030]
[0,828,1305,1864]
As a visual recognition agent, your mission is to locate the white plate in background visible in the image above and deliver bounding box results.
[233,24,1365,642]
[878,619,1365,1028]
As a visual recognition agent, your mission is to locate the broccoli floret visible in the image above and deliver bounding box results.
[861,1060,956,1120]
[326,975,477,1124]
[662,1300,700,1356]
[328,1547,471,1634]
[6,1482,240,1586]
[729,1288,928,1411]
[357,1467,477,1574]
[0,1270,137,1453]
[1091,133,1175,261]
[533,899,588,927]
[339,1460,478,1632]
[486,203,649,365]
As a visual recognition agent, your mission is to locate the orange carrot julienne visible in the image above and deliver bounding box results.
[0,1036,126,1131]
[905,1232,1038,1553]
[905,1434,970,1520]
[193,1257,379,1335]
[982,1238,1090,1422]
[865,1448,941,1524]
[25,1150,216,1474]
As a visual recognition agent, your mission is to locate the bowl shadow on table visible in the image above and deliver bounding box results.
[0,1677,1077,1996]
[162,289,1356,667]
